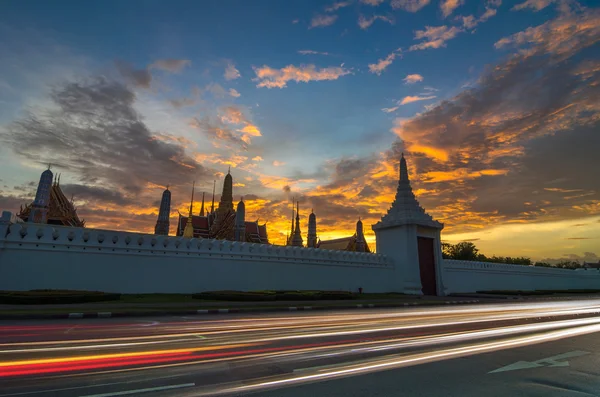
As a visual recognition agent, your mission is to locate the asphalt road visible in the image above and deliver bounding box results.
[1,300,599,397]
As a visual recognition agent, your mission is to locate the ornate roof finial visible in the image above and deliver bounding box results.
[199,192,205,216]
[241,196,244,202]
[166,184,169,191]
[183,181,196,238]
[228,166,231,174]
[48,163,52,170]
[400,152,409,184]
[210,180,216,214]
[57,173,61,186]
[189,181,195,213]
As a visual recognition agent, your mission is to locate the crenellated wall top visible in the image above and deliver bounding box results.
[2,219,392,267]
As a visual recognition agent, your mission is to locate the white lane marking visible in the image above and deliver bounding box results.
[140,321,160,327]
[197,309,209,314]
[69,313,83,319]
[80,383,195,397]
[64,325,78,334]
[489,350,591,373]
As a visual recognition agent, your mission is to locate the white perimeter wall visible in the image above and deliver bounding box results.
[0,221,396,294]
[442,259,600,294]
[2,212,599,295]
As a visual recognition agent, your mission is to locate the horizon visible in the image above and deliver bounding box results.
[1,0,599,263]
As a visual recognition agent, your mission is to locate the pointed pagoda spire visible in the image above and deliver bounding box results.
[307,208,317,248]
[210,180,216,214]
[400,152,409,184]
[372,153,443,230]
[154,185,171,236]
[290,200,303,247]
[199,192,205,216]
[57,173,61,186]
[183,181,196,238]
[288,197,295,245]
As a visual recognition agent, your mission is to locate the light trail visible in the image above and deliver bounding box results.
[0,299,599,396]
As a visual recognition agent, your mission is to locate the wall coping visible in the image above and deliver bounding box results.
[444,259,600,276]
[1,220,392,268]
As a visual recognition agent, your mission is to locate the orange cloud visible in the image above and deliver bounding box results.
[368,49,402,75]
[253,64,351,88]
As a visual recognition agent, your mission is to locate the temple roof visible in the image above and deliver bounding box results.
[372,153,443,231]
[177,213,268,242]
[18,183,85,227]
[317,234,371,252]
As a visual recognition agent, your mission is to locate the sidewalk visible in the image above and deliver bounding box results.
[0,296,482,320]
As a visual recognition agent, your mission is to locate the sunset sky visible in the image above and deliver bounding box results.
[0,0,598,262]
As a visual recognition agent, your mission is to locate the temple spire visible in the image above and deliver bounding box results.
[210,180,216,214]
[183,181,195,238]
[400,152,409,184]
[307,208,317,248]
[372,153,443,230]
[154,186,172,236]
[290,200,304,247]
[199,192,205,216]
[288,197,295,245]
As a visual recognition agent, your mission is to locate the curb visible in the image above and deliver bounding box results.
[0,300,480,321]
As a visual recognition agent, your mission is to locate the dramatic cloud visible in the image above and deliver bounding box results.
[149,59,191,73]
[391,8,600,234]
[404,74,424,84]
[368,48,402,75]
[309,14,339,29]
[512,0,562,12]
[360,0,385,5]
[224,63,241,80]
[298,50,331,56]
[440,0,464,17]
[253,64,351,88]
[358,14,395,29]
[494,9,600,58]
[390,0,431,12]
[2,77,208,203]
[191,117,248,150]
[325,1,352,12]
[410,25,463,51]
[115,61,152,88]
[399,95,436,105]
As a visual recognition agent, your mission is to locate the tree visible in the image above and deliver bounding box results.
[448,242,479,261]
[441,242,453,259]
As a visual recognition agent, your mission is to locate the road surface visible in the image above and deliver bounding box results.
[1,300,599,396]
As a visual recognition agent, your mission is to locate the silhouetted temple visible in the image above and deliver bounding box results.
[285,200,369,252]
[17,168,85,228]
[174,169,269,244]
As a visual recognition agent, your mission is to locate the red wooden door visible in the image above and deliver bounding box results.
[417,237,437,296]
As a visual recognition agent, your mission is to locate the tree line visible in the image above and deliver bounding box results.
[441,242,584,269]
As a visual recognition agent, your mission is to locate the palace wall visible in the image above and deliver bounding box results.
[441,259,600,294]
[1,211,599,295]
[0,213,395,294]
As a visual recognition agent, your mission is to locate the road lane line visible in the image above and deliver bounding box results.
[80,383,195,397]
